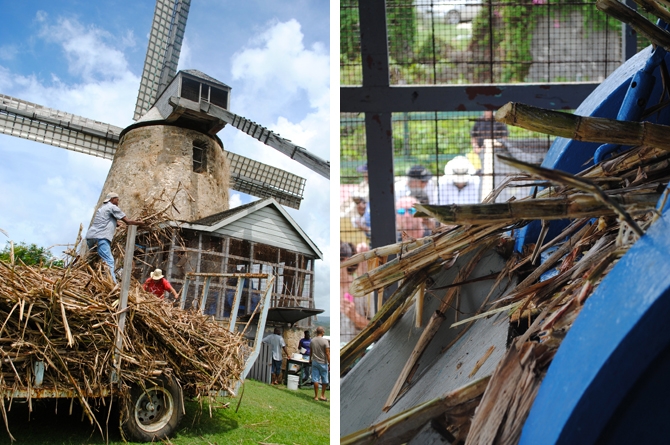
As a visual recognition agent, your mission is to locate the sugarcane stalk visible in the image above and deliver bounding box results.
[342,376,490,445]
[340,237,433,269]
[597,0,670,49]
[495,102,670,150]
[632,0,670,25]
[351,222,509,297]
[498,155,645,236]
[416,192,659,225]
[415,283,425,328]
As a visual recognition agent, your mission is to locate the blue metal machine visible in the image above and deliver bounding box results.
[517,32,670,444]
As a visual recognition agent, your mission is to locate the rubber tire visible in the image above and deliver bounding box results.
[121,375,184,442]
[446,10,460,25]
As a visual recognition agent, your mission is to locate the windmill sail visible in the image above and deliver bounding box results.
[169,96,330,179]
[0,95,306,209]
[0,94,121,159]
[134,0,191,121]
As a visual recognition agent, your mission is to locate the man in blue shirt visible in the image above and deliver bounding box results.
[85,192,143,283]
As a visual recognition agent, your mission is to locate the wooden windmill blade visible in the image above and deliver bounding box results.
[0,94,121,160]
[133,0,191,121]
[169,96,331,179]
[227,152,305,209]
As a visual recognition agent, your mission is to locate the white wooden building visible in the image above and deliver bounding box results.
[134,197,323,327]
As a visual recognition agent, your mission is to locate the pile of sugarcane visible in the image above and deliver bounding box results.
[340,101,670,444]
[0,261,247,394]
[0,190,248,438]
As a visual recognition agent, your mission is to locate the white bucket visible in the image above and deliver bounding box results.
[287,374,299,390]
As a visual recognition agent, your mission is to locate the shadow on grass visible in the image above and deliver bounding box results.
[173,400,240,438]
[268,384,331,407]
[0,399,123,445]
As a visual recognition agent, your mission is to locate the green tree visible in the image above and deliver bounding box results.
[387,0,416,64]
[0,242,63,267]
[341,0,360,62]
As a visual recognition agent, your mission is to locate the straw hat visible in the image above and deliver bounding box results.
[103,192,119,203]
[151,269,164,280]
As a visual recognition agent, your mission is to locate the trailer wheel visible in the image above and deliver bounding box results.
[122,375,183,442]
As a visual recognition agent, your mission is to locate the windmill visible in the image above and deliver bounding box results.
[0,0,330,224]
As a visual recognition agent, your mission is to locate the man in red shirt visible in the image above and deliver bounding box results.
[143,269,179,301]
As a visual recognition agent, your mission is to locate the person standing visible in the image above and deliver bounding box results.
[438,156,482,205]
[309,326,330,401]
[394,165,438,204]
[298,330,312,383]
[469,110,509,173]
[143,268,180,301]
[85,192,143,283]
[299,330,311,358]
[262,327,289,385]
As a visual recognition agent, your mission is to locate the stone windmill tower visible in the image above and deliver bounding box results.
[0,0,329,221]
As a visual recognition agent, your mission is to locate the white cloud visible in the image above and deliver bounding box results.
[231,19,329,118]
[0,45,18,61]
[176,38,192,71]
[36,12,133,83]
[229,193,243,209]
[226,19,331,313]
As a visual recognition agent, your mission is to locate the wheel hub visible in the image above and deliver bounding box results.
[135,388,172,429]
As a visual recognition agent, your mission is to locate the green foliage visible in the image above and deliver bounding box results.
[470,0,620,82]
[341,0,360,62]
[0,242,63,267]
[387,0,417,64]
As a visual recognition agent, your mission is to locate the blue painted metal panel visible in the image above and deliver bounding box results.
[519,203,670,444]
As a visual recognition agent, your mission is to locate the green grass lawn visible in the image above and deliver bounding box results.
[0,380,329,444]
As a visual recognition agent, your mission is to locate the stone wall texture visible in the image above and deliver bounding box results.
[96,125,231,222]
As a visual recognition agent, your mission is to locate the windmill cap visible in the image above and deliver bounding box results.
[407,165,431,181]
[103,192,119,203]
[151,269,164,280]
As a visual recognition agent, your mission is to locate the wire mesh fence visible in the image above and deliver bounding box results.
[339,0,655,342]
[342,0,639,86]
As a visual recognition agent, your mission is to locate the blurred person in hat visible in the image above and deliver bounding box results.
[85,192,143,283]
[143,268,180,301]
[395,164,438,204]
[438,156,481,205]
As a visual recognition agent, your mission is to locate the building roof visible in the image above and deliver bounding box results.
[180,198,322,259]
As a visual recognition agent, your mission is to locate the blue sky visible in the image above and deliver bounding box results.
[0,0,331,315]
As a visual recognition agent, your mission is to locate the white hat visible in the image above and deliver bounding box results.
[445,156,476,184]
[103,192,119,203]
[151,269,164,280]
